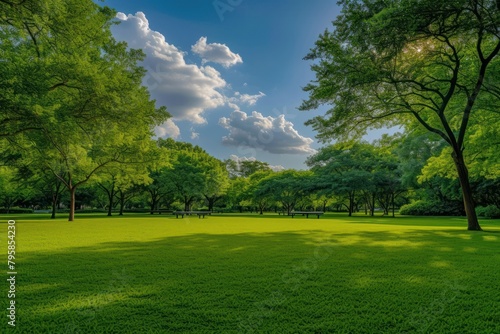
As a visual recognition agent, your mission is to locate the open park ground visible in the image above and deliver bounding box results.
[1,213,500,333]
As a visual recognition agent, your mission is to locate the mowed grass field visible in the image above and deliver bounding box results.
[1,213,500,333]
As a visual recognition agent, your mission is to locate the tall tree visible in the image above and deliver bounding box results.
[145,166,176,213]
[255,170,313,215]
[247,170,274,214]
[1,0,169,221]
[158,139,212,211]
[223,177,251,212]
[97,161,153,216]
[301,0,500,230]
[307,143,376,216]
[168,154,205,211]
[202,157,230,211]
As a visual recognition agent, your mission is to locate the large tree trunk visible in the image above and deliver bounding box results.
[106,185,115,217]
[391,192,395,218]
[149,190,158,214]
[51,180,62,219]
[51,191,59,219]
[204,195,217,212]
[118,190,125,216]
[69,186,76,222]
[184,196,193,211]
[51,199,57,219]
[452,150,481,231]
[371,193,375,216]
[348,191,355,217]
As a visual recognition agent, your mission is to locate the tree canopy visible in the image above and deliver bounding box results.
[300,0,500,230]
[1,0,169,220]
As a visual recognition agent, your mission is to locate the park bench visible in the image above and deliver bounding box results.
[150,210,173,214]
[290,211,324,219]
[173,211,212,219]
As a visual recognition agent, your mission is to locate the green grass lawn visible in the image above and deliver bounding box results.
[2,213,500,333]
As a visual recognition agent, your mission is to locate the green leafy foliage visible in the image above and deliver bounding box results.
[307,142,405,216]
[253,170,314,214]
[475,205,500,219]
[1,0,169,220]
[153,139,230,211]
[301,0,500,229]
[399,200,464,216]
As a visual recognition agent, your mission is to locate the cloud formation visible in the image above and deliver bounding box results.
[227,91,266,110]
[154,119,181,139]
[190,127,200,140]
[113,12,226,125]
[192,37,243,68]
[219,111,316,155]
[229,155,285,172]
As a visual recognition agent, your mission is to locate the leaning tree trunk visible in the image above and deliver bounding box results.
[452,150,481,231]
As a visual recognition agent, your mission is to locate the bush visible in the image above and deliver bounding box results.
[399,200,464,216]
[476,205,500,219]
[0,207,34,214]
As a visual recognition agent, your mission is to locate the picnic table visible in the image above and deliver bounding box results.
[290,211,324,219]
[173,211,212,219]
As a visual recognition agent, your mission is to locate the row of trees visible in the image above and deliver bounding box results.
[3,132,500,220]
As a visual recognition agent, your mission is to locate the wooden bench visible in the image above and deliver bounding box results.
[290,211,324,219]
[173,211,212,219]
[150,210,173,214]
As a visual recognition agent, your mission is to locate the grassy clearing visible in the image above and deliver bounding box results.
[1,213,500,333]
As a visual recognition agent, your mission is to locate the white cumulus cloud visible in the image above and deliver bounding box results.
[219,111,316,155]
[154,119,180,139]
[192,37,243,68]
[228,91,266,109]
[113,12,226,124]
[190,127,200,140]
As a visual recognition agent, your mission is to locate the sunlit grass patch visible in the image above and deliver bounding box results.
[1,214,499,333]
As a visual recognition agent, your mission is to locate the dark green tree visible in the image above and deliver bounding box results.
[1,0,169,221]
[301,0,500,230]
[255,170,314,215]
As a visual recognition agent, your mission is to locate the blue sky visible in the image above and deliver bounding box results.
[100,0,342,169]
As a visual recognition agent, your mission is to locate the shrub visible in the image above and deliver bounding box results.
[0,207,34,214]
[399,200,464,216]
[475,205,500,219]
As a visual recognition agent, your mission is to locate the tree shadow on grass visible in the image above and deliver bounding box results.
[12,228,500,333]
